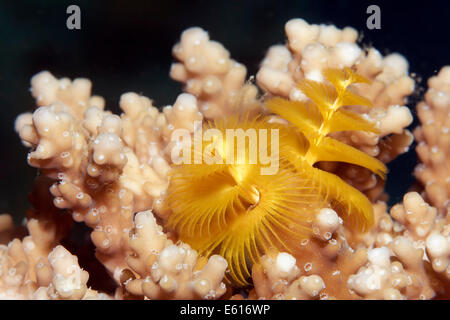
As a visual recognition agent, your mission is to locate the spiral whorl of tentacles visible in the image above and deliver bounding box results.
[165,67,387,286]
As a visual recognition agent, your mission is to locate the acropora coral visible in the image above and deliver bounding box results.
[1,18,448,300]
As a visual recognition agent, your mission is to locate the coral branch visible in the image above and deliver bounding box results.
[121,210,228,299]
[414,66,450,213]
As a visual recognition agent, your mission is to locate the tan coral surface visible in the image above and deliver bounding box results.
[414,66,450,213]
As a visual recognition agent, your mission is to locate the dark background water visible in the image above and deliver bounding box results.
[0,0,448,222]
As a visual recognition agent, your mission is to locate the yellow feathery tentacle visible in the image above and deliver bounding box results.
[265,96,378,137]
[166,67,386,286]
[295,160,375,232]
[265,97,322,135]
[327,108,379,134]
[176,161,324,286]
[296,80,338,117]
[307,137,387,179]
[322,67,371,91]
[265,67,385,231]
[166,117,325,286]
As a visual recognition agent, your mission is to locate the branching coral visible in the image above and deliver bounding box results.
[120,210,228,299]
[170,27,262,119]
[251,207,368,300]
[32,245,111,300]
[14,71,205,278]
[251,192,448,300]
[1,18,448,300]
[414,66,450,213]
[0,217,107,299]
